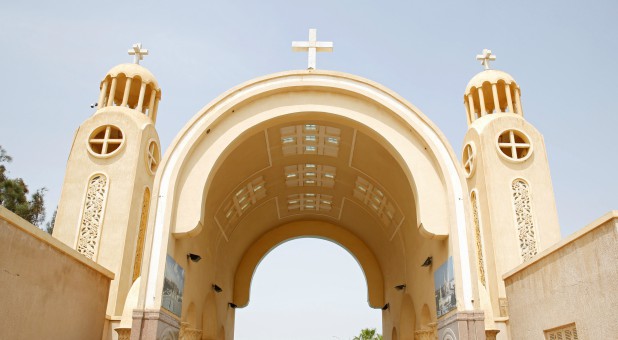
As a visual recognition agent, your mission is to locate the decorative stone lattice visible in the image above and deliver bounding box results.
[471,191,486,286]
[544,323,578,340]
[512,179,538,262]
[133,188,150,282]
[77,174,108,259]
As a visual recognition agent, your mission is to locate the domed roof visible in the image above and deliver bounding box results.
[102,63,159,88]
[465,69,516,93]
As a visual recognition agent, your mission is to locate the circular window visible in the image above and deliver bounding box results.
[496,129,532,162]
[145,139,160,174]
[462,142,476,177]
[88,125,125,158]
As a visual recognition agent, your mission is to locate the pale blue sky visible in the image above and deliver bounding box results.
[1,1,616,339]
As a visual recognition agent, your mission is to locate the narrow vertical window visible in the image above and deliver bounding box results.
[77,174,108,259]
[133,188,151,282]
[512,179,538,262]
[471,191,486,286]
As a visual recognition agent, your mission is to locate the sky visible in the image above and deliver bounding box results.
[1,1,617,339]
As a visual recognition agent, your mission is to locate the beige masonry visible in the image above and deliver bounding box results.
[36,45,616,340]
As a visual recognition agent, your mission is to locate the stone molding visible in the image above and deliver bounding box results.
[437,311,485,340]
[131,309,180,340]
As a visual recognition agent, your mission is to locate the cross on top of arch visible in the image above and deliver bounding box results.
[128,43,149,65]
[476,49,496,70]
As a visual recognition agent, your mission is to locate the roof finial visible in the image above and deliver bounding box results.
[292,29,334,70]
[476,49,496,70]
[128,43,149,65]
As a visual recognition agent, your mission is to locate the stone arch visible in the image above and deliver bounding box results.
[233,220,384,308]
[420,303,432,328]
[140,70,473,314]
[201,292,217,339]
[400,294,416,340]
[185,302,197,329]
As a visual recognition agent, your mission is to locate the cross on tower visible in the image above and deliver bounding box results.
[476,49,496,70]
[292,29,333,70]
[128,43,149,65]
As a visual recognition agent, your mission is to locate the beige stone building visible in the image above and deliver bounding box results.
[2,36,617,340]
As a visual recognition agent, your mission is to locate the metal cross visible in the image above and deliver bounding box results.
[128,43,149,65]
[292,29,333,69]
[476,49,496,70]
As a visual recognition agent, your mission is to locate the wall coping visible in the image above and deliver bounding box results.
[503,210,618,280]
[0,205,115,280]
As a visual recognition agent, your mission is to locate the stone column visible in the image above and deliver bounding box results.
[179,322,203,340]
[116,327,131,340]
[485,329,500,340]
[131,309,180,340]
[437,311,486,340]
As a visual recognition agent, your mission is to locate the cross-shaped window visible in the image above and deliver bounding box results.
[462,143,476,177]
[497,129,532,161]
[88,125,124,157]
[146,140,160,174]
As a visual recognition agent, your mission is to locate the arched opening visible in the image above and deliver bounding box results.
[134,70,476,340]
[235,238,382,340]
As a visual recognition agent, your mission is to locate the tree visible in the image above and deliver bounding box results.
[353,328,383,340]
[0,145,47,228]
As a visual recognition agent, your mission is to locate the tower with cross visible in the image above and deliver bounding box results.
[460,49,561,331]
[52,43,163,326]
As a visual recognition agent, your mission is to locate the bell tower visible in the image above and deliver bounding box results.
[53,43,162,321]
[461,49,561,332]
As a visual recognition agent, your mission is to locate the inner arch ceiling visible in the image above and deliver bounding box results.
[143,70,474,311]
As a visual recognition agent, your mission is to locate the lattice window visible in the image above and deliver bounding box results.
[287,193,333,211]
[280,124,340,157]
[133,188,150,282]
[223,177,267,222]
[471,191,486,287]
[544,323,578,340]
[284,164,336,188]
[88,125,124,157]
[497,129,532,161]
[512,179,538,262]
[353,176,402,227]
[77,174,108,259]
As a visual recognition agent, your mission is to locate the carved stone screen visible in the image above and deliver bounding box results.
[133,187,150,282]
[512,179,538,262]
[77,174,108,259]
[471,191,486,286]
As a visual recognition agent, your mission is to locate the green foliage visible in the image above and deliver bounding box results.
[0,145,47,228]
[46,208,57,234]
[353,328,383,340]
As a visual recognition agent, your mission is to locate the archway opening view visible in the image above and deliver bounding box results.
[234,238,382,340]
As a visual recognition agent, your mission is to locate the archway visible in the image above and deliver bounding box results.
[134,70,477,339]
[235,237,382,339]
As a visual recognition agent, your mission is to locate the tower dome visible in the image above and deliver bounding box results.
[96,43,162,123]
[463,49,522,125]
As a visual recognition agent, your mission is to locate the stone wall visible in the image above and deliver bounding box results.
[0,206,113,340]
[504,211,618,339]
